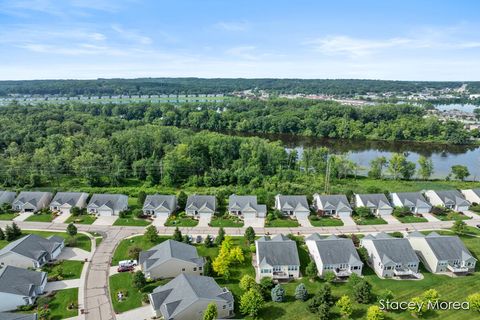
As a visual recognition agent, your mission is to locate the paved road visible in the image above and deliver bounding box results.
[1,216,479,320]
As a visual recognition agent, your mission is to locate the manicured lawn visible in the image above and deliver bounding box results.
[25,230,92,252]
[42,260,84,280]
[0,213,17,220]
[396,214,428,223]
[209,216,244,227]
[352,215,387,225]
[65,214,97,225]
[164,215,199,227]
[309,216,344,227]
[433,211,471,221]
[265,217,299,227]
[111,235,170,266]
[113,217,151,226]
[25,213,55,222]
[33,288,79,320]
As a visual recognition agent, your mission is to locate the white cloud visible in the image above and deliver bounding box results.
[225,46,258,60]
[111,24,152,45]
[214,21,250,32]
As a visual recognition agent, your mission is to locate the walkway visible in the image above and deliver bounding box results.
[13,211,33,221]
[152,215,168,227]
[45,279,81,291]
[383,215,401,224]
[115,305,153,320]
[422,213,441,222]
[53,213,72,224]
[92,216,118,226]
[296,216,312,227]
[339,215,356,226]
[244,217,265,228]
[463,210,480,219]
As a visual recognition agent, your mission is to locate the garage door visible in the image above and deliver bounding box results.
[98,209,113,216]
[60,209,70,215]
[295,211,309,219]
[338,210,351,218]
[154,211,170,218]
[377,209,393,216]
[244,212,257,219]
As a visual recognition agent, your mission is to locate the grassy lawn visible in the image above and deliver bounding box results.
[434,211,472,221]
[0,212,17,220]
[111,235,170,266]
[209,216,244,227]
[113,217,151,226]
[24,230,92,252]
[265,217,299,227]
[309,216,344,227]
[29,288,79,320]
[25,212,55,222]
[42,260,84,280]
[65,214,97,225]
[164,215,199,227]
[352,215,387,225]
[396,214,428,223]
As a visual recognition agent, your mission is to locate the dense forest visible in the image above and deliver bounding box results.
[0,100,472,189]
[1,78,478,96]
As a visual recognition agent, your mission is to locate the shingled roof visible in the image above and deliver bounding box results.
[0,265,46,297]
[256,234,300,267]
[139,240,204,272]
[363,232,419,265]
[0,234,63,262]
[306,234,362,266]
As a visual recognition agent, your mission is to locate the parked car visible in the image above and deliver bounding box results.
[117,265,134,273]
[119,259,138,267]
[195,235,202,243]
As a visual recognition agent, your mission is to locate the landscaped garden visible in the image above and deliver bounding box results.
[392,206,428,223]
[309,215,344,226]
[209,215,244,227]
[431,206,471,221]
[265,210,299,227]
[164,213,199,227]
[25,208,56,222]
[65,214,97,225]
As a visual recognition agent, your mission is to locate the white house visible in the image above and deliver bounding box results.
[354,193,393,216]
[312,194,352,217]
[360,233,420,279]
[87,194,128,216]
[49,192,89,215]
[0,266,47,312]
[139,240,204,279]
[185,195,216,219]
[424,190,470,212]
[390,192,432,214]
[274,195,310,219]
[255,234,300,281]
[149,274,234,319]
[12,192,53,213]
[228,195,266,218]
[0,234,64,269]
[408,231,477,274]
[142,194,177,218]
[306,234,363,278]
[461,189,480,205]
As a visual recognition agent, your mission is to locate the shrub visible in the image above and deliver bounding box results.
[271,284,285,302]
[295,283,308,301]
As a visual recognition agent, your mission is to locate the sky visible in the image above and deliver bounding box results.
[0,0,480,80]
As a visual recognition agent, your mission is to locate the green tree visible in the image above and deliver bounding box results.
[467,292,480,312]
[240,288,264,318]
[183,234,192,244]
[137,191,147,207]
[145,225,159,243]
[309,284,334,313]
[452,219,467,233]
[173,227,182,242]
[355,207,373,218]
[323,271,336,283]
[410,296,427,317]
[259,277,274,300]
[317,303,331,320]
[132,271,147,289]
[70,206,82,217]
[295,283,308,301]
[0,227,4,240]
[353,280,372,304]
[203,257,213,277]
[203,302,218,320]
[387,153,406,180]
[368,156,387,179]
[271,284,285,302]
[239,275,257,292]
[451,165,470,180]
[66,223,77,237]
[204,234,213,248]
[306,261,318,280]
[4,224,15,241]
[418,156,434,180]
[422,289,440,303]
[366,305,384,320]
[400,160,416,180]
[128,245,142,260]
[177,191,188,210]
[11,222,21,238]
[245,226,255,245]
[215,227,225,246]
[336,295,353,319]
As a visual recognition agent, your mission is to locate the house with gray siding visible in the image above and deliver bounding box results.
[49,192,89,215]
[143,195,177,218]
[312,194,352,217]
[0,191,16,207]
[12,192,53,213]
[185,195,216,219]
[228,194,267,218]
[255,234,300,281]
[424,190,470,212]
[274,195,310,219]
[354,193,393,216]
[87,194,128,216]
[390,192,432,214]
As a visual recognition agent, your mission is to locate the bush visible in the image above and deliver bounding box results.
[390,231,404,238]
[271,284,285,302]
[128,245,142,260]
[259,277,274,300]
[355,207,373,218]
[295,283,308,301]
[393,206,411,217]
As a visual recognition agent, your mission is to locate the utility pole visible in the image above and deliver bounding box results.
[324,156,332,194]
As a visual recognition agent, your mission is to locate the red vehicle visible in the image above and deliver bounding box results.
[117,265,134,273]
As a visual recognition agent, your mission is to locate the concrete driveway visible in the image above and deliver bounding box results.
[116,305,154,320]
[244,217,265,228]
[45,279,81,291]
[422,213,440,222]
[296,216,312,227]
[152,215,168,227]
[53,213,72,224]
[57,247,91,261]
[463,210,480,219]
[340,215,357,226]
[198,214,212,227]
[382,215,401,224]
[92,216,118,226]
[13,211,33,221]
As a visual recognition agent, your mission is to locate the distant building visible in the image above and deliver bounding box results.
[390,192,432,214]
[354,193,393,216]
[424,190,470,212]
[228,194,266,218]
[255,234,300,281]
[142,194,177,218]
[274,195,310,219]
[87,194,128,216]
[12,192,53,213]
[312,194,352,217]
[49,192,89,215]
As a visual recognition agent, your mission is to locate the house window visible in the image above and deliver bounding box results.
[182,268,185,272]
[199,267,202,270]
[222,305,226,309]
[193,267,197,271]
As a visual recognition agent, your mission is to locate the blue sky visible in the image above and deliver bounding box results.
[0,0,479,80]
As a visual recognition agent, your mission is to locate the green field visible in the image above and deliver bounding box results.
[309,216,344,226]
[0,213,17,220]
[113,216,151,226]
[25,288,79,320]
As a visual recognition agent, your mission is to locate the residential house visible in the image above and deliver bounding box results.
[360,233,420,278]
[461,189,480,205]
[306,234,363,278]
[12,192,53,213]
[185,195,216,219]
[139,240,204,279]
[390,192,432,214]
[408,231,477,274]
[49,192,89,215]
[424,190,470,212]
[0,312,37,320]
[0,234,65,269]
[274,195,310,219]
[312,194,352,217]
[255,234,300,280]
[149,274,234,319]
[228,195,266,218]
[354,193,393,216]
[142,195,177,218]
[87,194,128,216]
[0,191,16,207]
[0,266,47,312]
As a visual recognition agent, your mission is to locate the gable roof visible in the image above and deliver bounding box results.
[0,191,16,205]
[307,234,362,266]
[0,312,37,320]
[392,192,431,209]
[0,234,64,262]
[429,190,470,206]
[276,195,309,212]
[410,232,476,262]
[363,233,419,265]
[228,194,266,213]
[0,266,46,297]
[139,240,204,272]
[186,195,216,212]
[149,274,233,319]
[356,194,392,209]
[87,194,128,211]
[314,194,352,211]
[256,234,300,266]
[143,195,176,212]
[50,192,87,207]
[13,192,52,208]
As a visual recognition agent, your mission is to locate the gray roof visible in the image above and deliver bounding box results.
[139,240,204,272]
[0,191,16,205]
[276,195,309,211]
[256,234,300,266]
[13,192,53,207]
[87,194,128,210]
[228,194,266,213]
[364,232,419,265]
[0,312,37,320]
[50,192,87,207]
[149,274,233,319]
[314,194,352,211]
[0,234,64,262]
[410,232,476,262]
[392,192,431,208]
[306,234,362,266]
[430,190,470,206]
[468,189,480,198]
[186,195,216,211]
[0,265,46,297]
[356,193,392,209]
[143,195,176,212]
